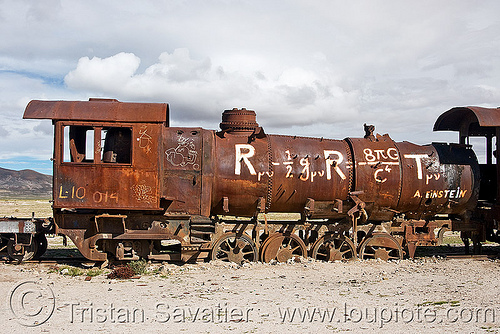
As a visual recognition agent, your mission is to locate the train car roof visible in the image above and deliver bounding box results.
[23,99,169,123]
[434,106,500,135]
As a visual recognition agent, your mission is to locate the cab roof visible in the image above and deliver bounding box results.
[434,106,500,136]
[23,99,169,124]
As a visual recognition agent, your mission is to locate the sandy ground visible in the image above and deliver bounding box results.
[1,199,499,333]
[0,199,52,218]
[1,253,500,334]
[2,201,499,332]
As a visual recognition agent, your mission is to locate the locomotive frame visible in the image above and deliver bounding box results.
[1,99,499,263]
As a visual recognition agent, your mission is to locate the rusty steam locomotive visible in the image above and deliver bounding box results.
[1,99,499,263]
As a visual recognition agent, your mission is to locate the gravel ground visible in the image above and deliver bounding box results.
[1,255,500,334]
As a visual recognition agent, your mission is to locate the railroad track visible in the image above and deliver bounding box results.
[3,254,497,267]
[3,256,92,266]
[445,254,496,260]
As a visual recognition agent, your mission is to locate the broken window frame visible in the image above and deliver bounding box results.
[59,122,133,165]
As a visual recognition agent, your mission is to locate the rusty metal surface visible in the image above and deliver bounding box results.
[268,135,351,215]
[358,233,403,260]
[210,232,258,262]
[347,135,401,221]
[394,141,478,219]
[52,121,162,210]
[16,100,495,263]
[260,233,307,262]
[210,108,352,217]
[210,117,479,221]
[219,108,259,133]
[311,235,356,261]
[162,127,204,215]
[211,132,269,216]
[53,211,197,261]
[210,131,352,217]
[434,106,500,132]
[23,99,169,124]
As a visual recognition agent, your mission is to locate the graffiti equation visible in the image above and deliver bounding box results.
[233,144,448,187]
[234,144,347,183]
[358,148,399,184]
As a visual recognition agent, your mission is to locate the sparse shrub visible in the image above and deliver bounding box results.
[60,266,84,276]
[86,268,103,277]
[107,265,135,279]
[128,259,148,275]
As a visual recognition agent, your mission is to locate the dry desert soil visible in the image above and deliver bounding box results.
[1,246,500,334]
[1,200,500,333]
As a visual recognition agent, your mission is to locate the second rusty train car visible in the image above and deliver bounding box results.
[7,99,498,263]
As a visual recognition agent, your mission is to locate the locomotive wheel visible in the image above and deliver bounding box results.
[311,235,356,261]
[7,238,38,262]
[260,233,307,263]
[34,234,48,259]
[436,227,450,245]
[210,233,258,264]
[359,233,403,261]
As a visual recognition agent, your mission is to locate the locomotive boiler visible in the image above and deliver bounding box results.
[4,99,498,263]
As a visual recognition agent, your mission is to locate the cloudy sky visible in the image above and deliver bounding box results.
[1,0,499,174]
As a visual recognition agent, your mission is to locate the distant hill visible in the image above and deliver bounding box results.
[0,167,52,199]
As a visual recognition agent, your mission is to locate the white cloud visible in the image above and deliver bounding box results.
[65,52,141,92]
[1,0,500,171]
[0,125,8,137]
[64,49,362,129]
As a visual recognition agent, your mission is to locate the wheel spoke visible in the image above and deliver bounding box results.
[224,241,234,251]
[241,250,254,256]
[261,233,306,262]
[340,249,351,255]
[312,236,355,262]
[360,234,403,261]
[211,233,258,263]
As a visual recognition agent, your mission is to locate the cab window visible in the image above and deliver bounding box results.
[62,125,132,164]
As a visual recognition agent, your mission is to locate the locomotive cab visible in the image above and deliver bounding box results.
[23,99,176,261]
[24,99,169,212]
[434,106,500,243]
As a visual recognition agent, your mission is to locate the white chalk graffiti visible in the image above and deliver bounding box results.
[363,148,399,162]
[233,145,346,182]
[357,148,400,184]
[231,144,451,195]
[235,144,257,175]
[138,125,153,154]
[132,182,156,204]
[324,150,346,180]
[426,173,441,185]
[374,165,393,183]
[403,154,429,180]
[165,135,199,169]
[413,188,467,199]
